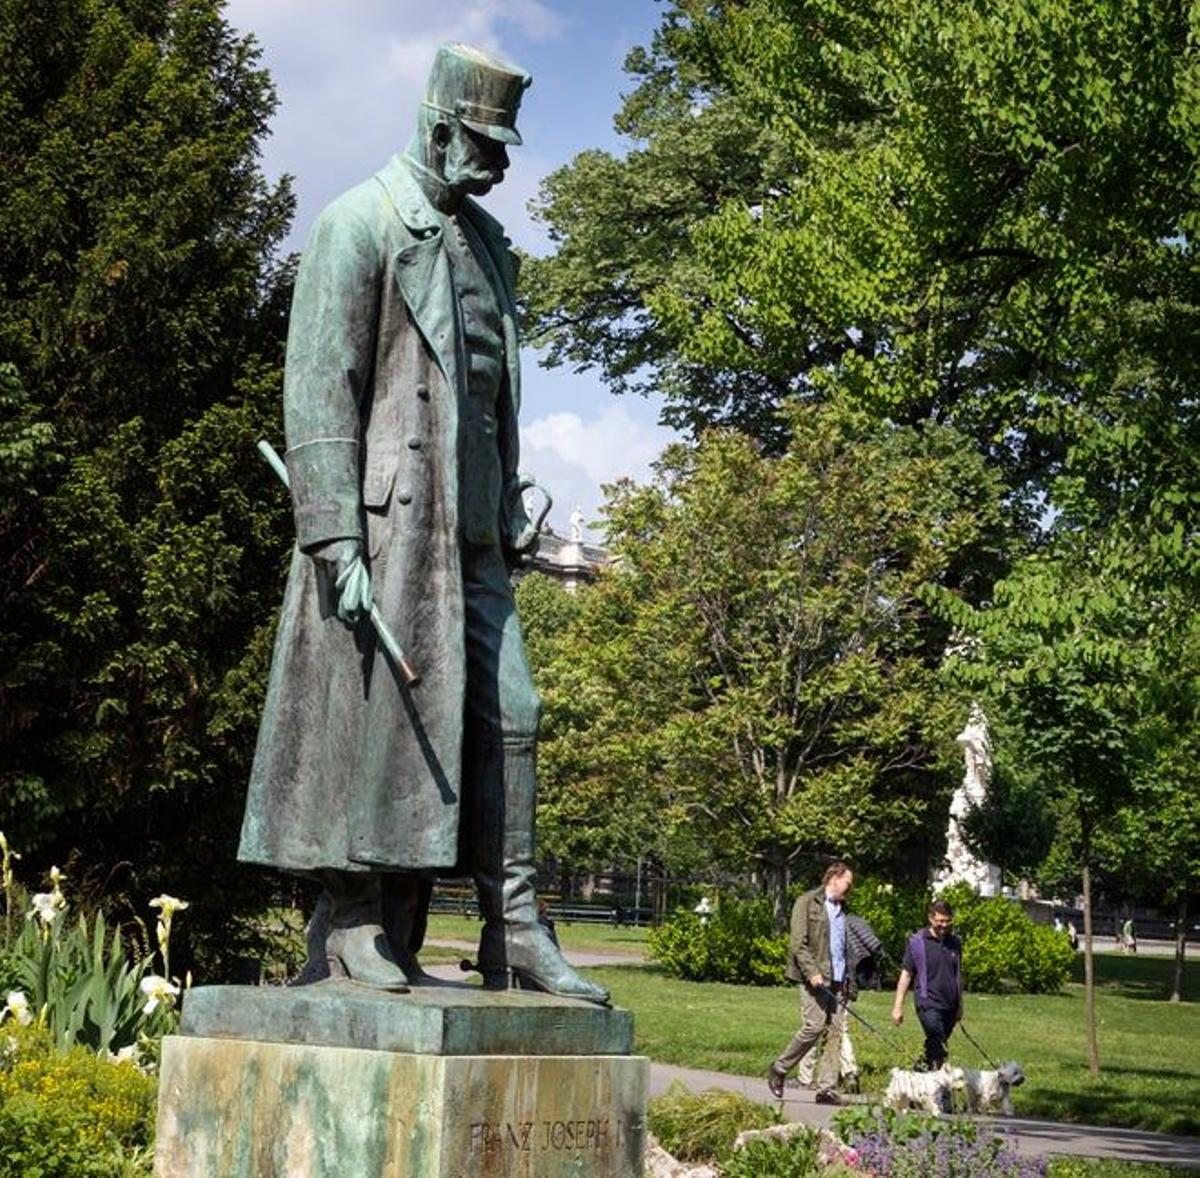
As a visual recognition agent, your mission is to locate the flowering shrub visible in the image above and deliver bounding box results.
[646,1092,1061,1177]
[837,1107,1046,1178]
[850,1124,1045,1177]
[0,1022,155,1176]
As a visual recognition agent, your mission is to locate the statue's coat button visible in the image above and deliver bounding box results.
[415,383,430,400]
[407,436,422,450]
[397,489,413,505]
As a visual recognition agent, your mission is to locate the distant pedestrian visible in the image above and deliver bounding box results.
[1067,920,1079,951]
[892,899,963,1071]
[693,896,714,924]
[1122,918,1137,955]
[1053,915,1064,934]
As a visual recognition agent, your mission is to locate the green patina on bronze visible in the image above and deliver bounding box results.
[179,982,634,1056]
[232,32,606,1005]
[238,41,535,878]
[156,37,639,1177]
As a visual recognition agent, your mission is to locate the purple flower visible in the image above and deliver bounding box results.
[843,1117,1049,1178]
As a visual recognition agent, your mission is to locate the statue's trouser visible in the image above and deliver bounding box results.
[461,544,609,1006]
[381,874,433,980]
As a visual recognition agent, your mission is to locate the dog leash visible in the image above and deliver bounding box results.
[817,985,912,1065]
[957,1021,1000,1069]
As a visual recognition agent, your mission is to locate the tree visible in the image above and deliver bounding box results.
[939,544,1161,1074]
[533,399,1013,925]
[527,0,1200,1033]
[0,0,294,968]
[1097,602,1200,1004]
[959,753,1056,883]
[524,0,1200,503]
[514,571,583,675]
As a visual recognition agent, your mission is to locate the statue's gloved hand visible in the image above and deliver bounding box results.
[313,538,373,625]
[504,475,550,566]
[334,556,373,625]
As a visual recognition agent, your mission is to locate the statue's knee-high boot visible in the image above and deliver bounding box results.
[472,733,609,1005]
[319,871,410,990]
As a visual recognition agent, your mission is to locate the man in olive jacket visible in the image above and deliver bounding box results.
[768,863,856,1103]
[237,43,605,1003]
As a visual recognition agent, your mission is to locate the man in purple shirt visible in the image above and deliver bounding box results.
[892,898,963,1069]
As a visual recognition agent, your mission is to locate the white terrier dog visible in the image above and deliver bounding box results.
[882,1064,966,1116]
[961,1061,1025,1115]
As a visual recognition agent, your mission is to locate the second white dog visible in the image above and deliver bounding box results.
[882,1064,966,1116]
[961,1061,1025,1115]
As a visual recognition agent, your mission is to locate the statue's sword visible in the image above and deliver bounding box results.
[257,439,420,687]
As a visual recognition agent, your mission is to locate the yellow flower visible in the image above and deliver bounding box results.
[0,831,20,896]
[149,894,189,919]
[149,893,189,968]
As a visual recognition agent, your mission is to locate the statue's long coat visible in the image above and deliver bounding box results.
[239,156,523,872]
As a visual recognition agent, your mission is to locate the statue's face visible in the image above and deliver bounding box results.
[442,120,509,196]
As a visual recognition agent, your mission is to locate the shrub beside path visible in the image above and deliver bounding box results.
[426,949,1200,1169]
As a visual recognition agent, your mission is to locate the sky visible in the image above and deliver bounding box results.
[221,0,678,538]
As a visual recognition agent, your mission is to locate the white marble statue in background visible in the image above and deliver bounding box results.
[933,704,1002,897]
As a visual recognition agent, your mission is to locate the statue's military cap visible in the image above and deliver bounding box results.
[422,42,531,146]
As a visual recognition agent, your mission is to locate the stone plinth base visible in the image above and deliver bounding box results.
[177,981,634,1057]
[154,1024,648,1177]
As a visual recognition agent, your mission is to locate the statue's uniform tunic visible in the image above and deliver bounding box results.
[239,155,539,874]
[448,208,541,738]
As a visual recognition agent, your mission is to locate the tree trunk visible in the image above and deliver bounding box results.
[766,859,790,932]
[1081,857,1101,1076]
[1171,894,1188,1004]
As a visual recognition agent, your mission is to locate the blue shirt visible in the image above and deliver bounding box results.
[825,894,847,983]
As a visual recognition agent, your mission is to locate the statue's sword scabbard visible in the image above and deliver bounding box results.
[257,439,420,687]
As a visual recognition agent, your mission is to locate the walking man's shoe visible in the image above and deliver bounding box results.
[767,1064,787,1099]
[814,1088,842,1105]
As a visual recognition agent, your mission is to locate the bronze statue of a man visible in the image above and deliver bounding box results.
[239,42,607,1005]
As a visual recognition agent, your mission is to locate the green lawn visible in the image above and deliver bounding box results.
[588,952,1200,1136]
[422,912,651,956]
[1049,1164,1189,1178]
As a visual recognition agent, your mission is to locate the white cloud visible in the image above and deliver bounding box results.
[225,0,563,249]
[520,403,674,539]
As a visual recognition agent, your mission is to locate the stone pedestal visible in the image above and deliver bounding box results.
[153,982,647,1177]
